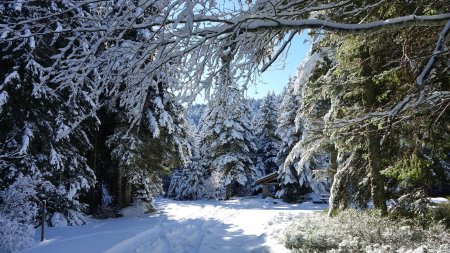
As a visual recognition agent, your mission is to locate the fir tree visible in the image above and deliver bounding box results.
[286,47,333,200]
[275,79,306,202]
[255,92,280,175]
[106,82,191,207]
[167,158,207,200]
[199,82,257,199]
[0,0,97,227]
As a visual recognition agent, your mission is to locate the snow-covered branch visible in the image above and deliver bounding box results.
[416,19,450,87]
[1,0,448,134]
[240,14,450,33]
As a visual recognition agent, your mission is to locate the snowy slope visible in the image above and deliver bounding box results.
[21,198,327,253]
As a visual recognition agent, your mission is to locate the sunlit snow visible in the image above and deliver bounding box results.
[21,197,327,253]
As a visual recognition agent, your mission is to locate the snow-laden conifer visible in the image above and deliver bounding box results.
[0,0,97,228]
[199,85,257,199]
[255,92,280,175]
[275,79,305,202]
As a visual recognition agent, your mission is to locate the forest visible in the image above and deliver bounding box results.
[0,0,449,252]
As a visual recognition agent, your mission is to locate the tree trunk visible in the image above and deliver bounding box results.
[328,161,349,217]
[360,45,387,215]
[367,128,387,214]
[225,184,232,200]
[328,146,339,217]
[123,178,132,206]
[329,146,338,185]
[114,166,122,207]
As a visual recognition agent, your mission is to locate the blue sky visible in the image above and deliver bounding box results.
[193,32,311,103]
[246,32,311,99]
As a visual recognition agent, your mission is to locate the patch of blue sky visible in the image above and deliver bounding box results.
[246,32,311,99]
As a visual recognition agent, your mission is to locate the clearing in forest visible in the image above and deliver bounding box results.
[21,198,327,253]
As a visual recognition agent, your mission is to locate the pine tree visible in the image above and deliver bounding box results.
[106,84,191,207]
[0,176,38,252]
[275,79,306,202]
[167,158,207,200]
[284,47,333,201]
[199,86,257,200]
[326,25,450,214]
[255,92,280,175]
[0,0,97,227]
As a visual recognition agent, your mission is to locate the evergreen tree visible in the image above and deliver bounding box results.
[285,47,333,200]
[199,86,257,200]
[167,158,207,200]
[275,79,306,202]
[186,104,206,129]
[0,176,38,252]
[105,83,191,207]
[0,0,97,228]
[84,0,192,211]
[255,92,280,175]
[326,26,450,214]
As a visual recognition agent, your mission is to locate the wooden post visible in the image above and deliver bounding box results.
[41,200,46,242]
[262,184,270,198]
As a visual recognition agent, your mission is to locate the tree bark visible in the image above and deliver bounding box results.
[360,45,387,215]
[123,178,132,206]
[367,128,387,214]
[114,166,122,207]
[225,184,232,200]
[329,146,338,185]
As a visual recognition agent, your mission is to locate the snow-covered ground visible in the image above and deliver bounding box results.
[21,197,327,253]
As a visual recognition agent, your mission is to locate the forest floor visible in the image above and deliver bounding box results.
[21,197,327,253]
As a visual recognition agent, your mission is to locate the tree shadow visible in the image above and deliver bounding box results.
[23,213,270,253]
[104,217,270,253]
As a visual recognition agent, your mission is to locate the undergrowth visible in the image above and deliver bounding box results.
[277,208,450,253]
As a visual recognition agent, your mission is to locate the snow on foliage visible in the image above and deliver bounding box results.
[51,212,68,228]
[0,91,7,113]
[285,48,331,195]
[2,71,19,86]
[276,80,300,184]
[278,209,450,252]
[168,159,207,200]
[101,183,113,206]
[255,92,280,176]
[18,125,33,155]
[0,0,449,251]
[186,104,206,128]
[0,176,37,253]
[0,1,97,230]
[199,84,257,198]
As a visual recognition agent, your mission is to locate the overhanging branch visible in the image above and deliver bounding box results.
[242,14,450,33]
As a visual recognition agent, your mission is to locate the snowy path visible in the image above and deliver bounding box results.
[21,198,327,253]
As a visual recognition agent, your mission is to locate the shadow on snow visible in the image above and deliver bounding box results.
[22,212,269,253]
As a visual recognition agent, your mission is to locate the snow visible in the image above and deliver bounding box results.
[24,29,35,49]
[244,14,450,32]
[19,126,33,155]
[21,198,327,253]
[2,71,19,85]
[54,22,63,32]
[147,112,160,138]
[120,200,154,217]
[293,51,322,95]
[14,0,23,11]
[56,124,71,140]
[51,213,68,228]
[0,91,8,112]
[429,197,449,204]
[0,31,8,39]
